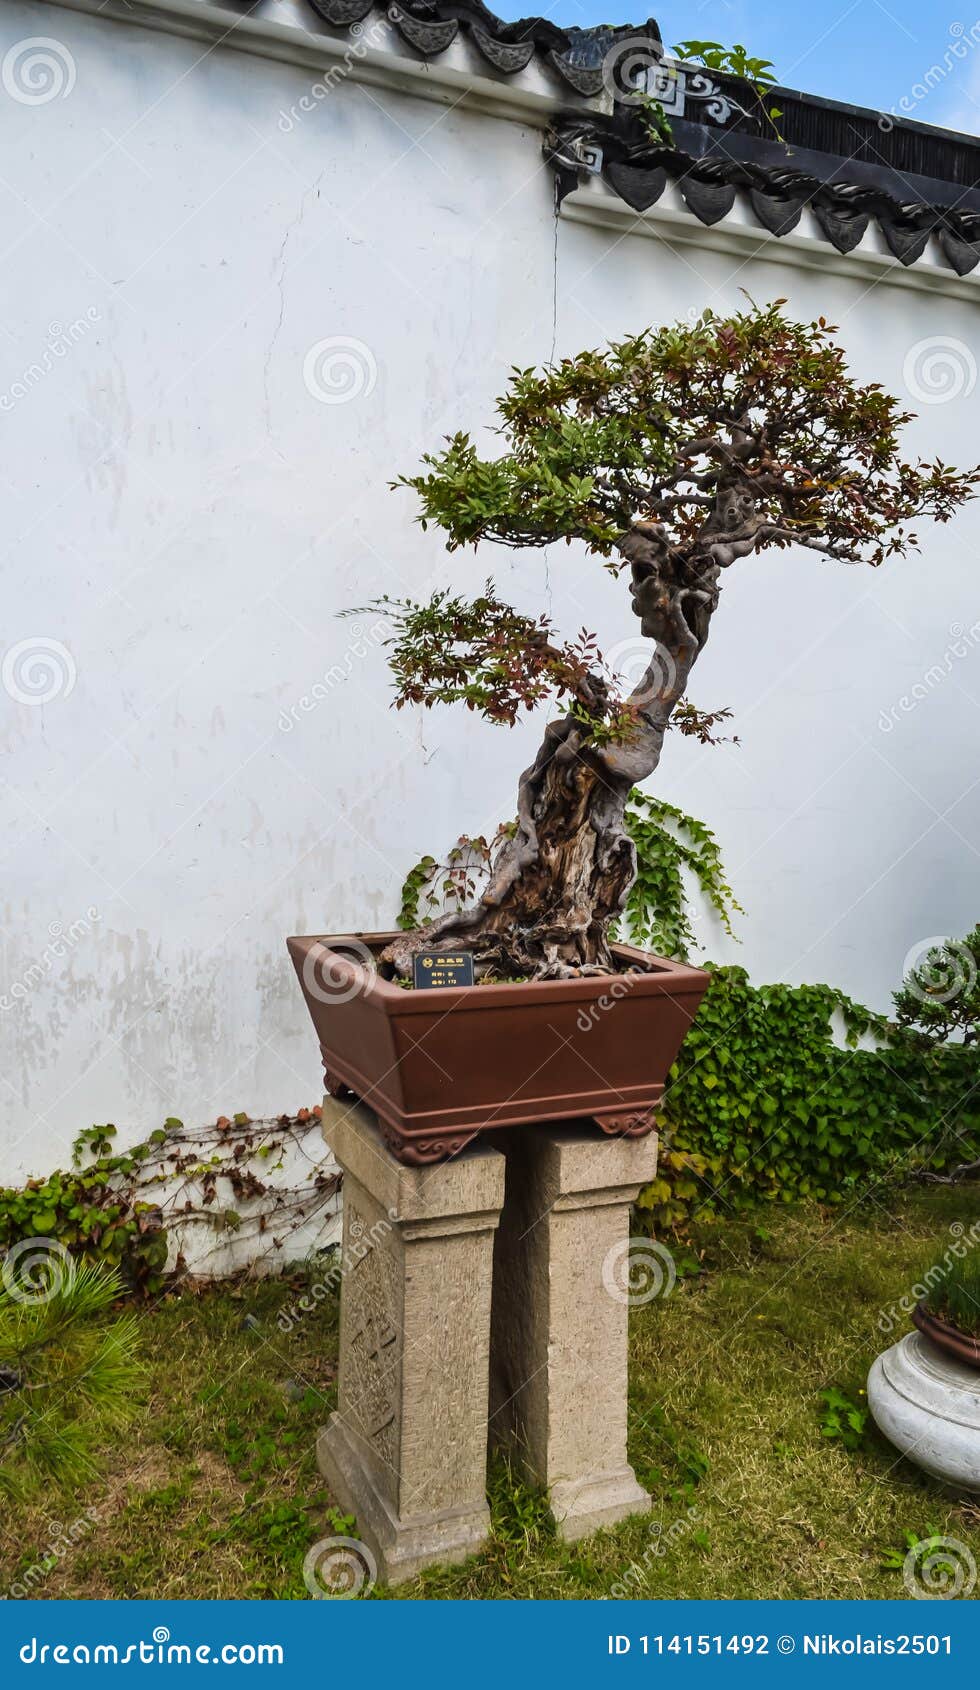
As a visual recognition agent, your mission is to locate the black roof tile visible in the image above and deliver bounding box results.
[299,2,980,274]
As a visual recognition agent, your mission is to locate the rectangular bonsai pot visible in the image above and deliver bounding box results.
[287,931,709,1165]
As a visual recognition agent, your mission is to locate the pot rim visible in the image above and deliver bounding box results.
[286,929,710,1009]
[912,1300,980,1369]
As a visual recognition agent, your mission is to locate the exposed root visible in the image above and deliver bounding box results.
[379,920,620,983]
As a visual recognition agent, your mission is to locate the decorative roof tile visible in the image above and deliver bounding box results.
[306,0,663,87]
[388,7,460,55]
[469,22,535,73]
[748,185,805,237]
[297,1,980,275]
[547,72,980,276]
[307,0,375,27]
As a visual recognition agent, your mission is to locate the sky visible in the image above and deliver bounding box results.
[531,0,980,136]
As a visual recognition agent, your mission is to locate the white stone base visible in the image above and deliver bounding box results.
[489,1126,658,1541]
[318,1418,491,1584]
[868,1331,980,1493]
[549,1468,652,1541]
[318,1101,505,1588]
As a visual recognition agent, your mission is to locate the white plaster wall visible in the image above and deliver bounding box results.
[1,0,979,1185]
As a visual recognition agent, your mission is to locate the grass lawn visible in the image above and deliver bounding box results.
[2,1183,977,1600]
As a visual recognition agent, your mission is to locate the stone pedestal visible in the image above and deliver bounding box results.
[318,1098,505,1586]
[868,1330,980,1493]
[488,1124,659,1540]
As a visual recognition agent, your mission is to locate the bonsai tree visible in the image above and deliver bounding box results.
[366,302,977,981]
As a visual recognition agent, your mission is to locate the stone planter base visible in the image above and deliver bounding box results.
[317,1418,491,1584]
[488,1125,658,1540]
[868,1330,980,1493]
[319,1099,505,1585]
[318,1099,658,1584]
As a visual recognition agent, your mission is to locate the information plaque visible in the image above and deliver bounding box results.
[412,951,476,990]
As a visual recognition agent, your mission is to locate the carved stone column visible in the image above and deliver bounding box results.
[318,1098,505,1586]
[488,1124,659,1540]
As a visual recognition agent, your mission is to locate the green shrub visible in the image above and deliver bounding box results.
[0,1257,145,1493]
[893,927,980,1048]
[646,965,980,1233]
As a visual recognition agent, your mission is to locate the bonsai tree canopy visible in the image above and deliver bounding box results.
[361,302,978,981]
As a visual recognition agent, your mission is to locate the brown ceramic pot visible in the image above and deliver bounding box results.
[912,1302,980,1370]
[287,929,709,1165]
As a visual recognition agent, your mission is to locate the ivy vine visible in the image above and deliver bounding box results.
[616,792,742,962]
[0,1109,337,1296]
[648,964,980,1233]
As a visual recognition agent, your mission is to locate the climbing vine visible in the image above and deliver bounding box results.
[671,39,783,133]
[648,962,980,1233]
[0,1130,169,1296]
[619,36,784,152]
[0,1109,338,1297]
[617,793,741,962]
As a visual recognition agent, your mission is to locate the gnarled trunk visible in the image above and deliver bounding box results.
[444,738,637,978]
[383,508,738,980]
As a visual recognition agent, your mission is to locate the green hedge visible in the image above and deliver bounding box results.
[643,967,980,1231]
